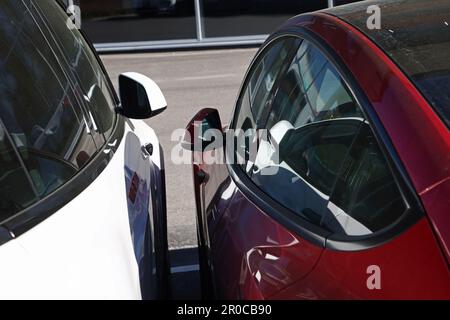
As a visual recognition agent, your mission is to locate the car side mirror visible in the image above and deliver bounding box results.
[118,72,167,119]
[182,108,223,152]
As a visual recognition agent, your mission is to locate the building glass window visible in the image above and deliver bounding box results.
[79,0,197,43]
[63,0,364,48]
[202,0,329,38]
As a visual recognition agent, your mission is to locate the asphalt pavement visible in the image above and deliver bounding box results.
[101,48,258,249]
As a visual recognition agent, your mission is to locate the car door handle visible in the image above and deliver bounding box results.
[141,143,153,159]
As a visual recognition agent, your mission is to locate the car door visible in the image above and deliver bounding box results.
[199,33,398,299]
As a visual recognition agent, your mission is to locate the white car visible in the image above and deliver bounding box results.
[0,0,169,299]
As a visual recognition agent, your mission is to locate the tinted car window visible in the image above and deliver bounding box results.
[278,120,361,196]
[324,125,407,236]
[252,120,361,225]
[248,38,301,127]
[235,38,301,130]
[234,37,405,234]
[234,38,301,170]
[0,0,99,201]
[235,38,362,224]
[266,40,362,129]
[34,0,116,139]
[0,123,37,222]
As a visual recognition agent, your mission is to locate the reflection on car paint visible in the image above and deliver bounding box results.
[125,166,150,264]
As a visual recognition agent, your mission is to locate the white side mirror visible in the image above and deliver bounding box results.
[118,72,167,119]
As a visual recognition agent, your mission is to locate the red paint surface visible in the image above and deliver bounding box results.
[272,218,450,299]
[211,188,324,299]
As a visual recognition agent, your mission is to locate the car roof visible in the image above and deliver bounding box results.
[323,0,450,129]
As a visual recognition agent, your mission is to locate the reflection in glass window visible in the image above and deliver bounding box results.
[0,0,97,198]
[0,123,38,222]
[279,121,361,196]
[252,120,361,225]
[234,38,301,170]
[235,37,406,236]
[35,0,116,139]
[266,40,362,130]
[326,125,407,236]
[79,0,197,43]
[248,38,301,126]
[202,0,329,38]
[235,37,367,227]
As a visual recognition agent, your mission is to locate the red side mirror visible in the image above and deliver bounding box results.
[182,108,223,152]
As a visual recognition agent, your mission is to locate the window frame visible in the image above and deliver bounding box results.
[0,0,125,244]
[227,28,424,251]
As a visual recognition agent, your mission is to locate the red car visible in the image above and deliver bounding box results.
[183,0,450,299]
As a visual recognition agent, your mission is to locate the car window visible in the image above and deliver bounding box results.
[266,40,362,130]
[0,123,38,222]
[234,38,302,131]
[324,124,407,236]
[234,37,406,235]
[234,37,301,170]
[276,120,361,196]
[0,0,98,202]
[252,119,361,225]
[34,0,116,139]
[247,38,301,127]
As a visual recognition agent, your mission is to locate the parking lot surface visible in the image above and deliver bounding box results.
[101,48,257,249]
